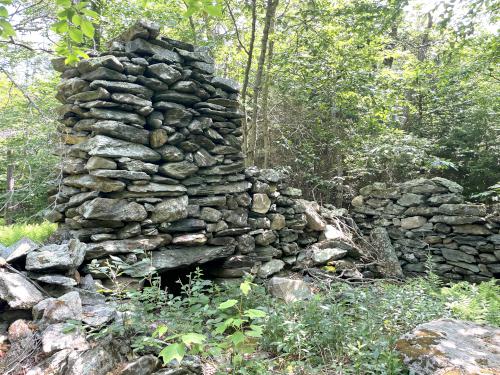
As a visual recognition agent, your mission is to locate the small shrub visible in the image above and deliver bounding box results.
[0,221,57,246]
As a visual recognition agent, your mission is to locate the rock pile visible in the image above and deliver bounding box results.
[351,177,500,281]
[47,20,360,282]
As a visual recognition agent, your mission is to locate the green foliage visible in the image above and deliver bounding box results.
[51,0,99,63]
[441,280,500,326]
[0,0,14,38]
[0,74,60,222]
[86,255,500,374]
[0,220,57,246]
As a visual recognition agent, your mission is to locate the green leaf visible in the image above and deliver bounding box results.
[215,317,233,334]
[80,19,94,38]
[244,309,266,319]
[0,6,8,17]
[229,331,245,346]
[152,325,168,338]
[56,0,71,7]
[52,20,69,33]
[218,299,238,310]
[81,8,99,19]
[159,343,186,365]
[0,19,15,37]
[239,280,251,296]
[72,14,82,26]
[68,27,83,43]
[204,4,222,17]
[181,332,206,346]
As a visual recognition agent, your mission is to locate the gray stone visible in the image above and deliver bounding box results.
[159,161,198,179]
[88,108,145,125]
[82,304,116,327]
[430,215,485,225]
[187,181,251,196]
[452,224,491,235]
[85,236,168,258]
[26,239,86,271]
[251,193,272,214]
[90,169,150,180]
[258,259,285,278]
[0,269,44,309]
[172,233,207,246]
[438,204,487,217]
[268,277,313,302]
[397,193,425,207]
[111,92,152,107]
[35,275,78,287]
[39,291,82,323]
[117,157,159,174]
[431,177,464,193]
[79,135,160,162]
[200,207,222,222]
[65,345,121,375]
[312,247,347,265]
[255,230,277,246]
[91,121,149,144]
[78,198,147,221]
[78,55,124,74]
[2,237,38,262]
[298,199,326,231]
[150,196,189,223]
[396,319,499,375]
[89,80,153,98]
[81,67,127,81]
[370,227,404,278]
[441,248,476,263]
[147,63,182,84]
[120,355,159,375]
[42,323,89,354]
[63,174,126,193]
[401,216,427,229]
[128,245,235,276]
[126,183,186,195]
[427,193,463,205]
[211,77,240,93]
[85,156,117,170]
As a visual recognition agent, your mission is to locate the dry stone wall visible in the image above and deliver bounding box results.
[351,177,500,281]
[48,21,342,281]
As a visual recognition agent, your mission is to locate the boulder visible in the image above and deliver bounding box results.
[370,227,404,279]
[2,237,38,262]
[42,323,89,354]
[159,161,199,179]
[396,319,499,375]
[297,199,326,231]
[38,291,83,324]
[128,245,236,276]
[26,239,86,271]
[63,174,126,193]
[0,269,44,309]
[268,277,313,302]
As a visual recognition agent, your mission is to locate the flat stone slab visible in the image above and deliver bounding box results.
[396,318,500,375]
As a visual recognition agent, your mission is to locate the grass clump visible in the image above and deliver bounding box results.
[0,220,57,246]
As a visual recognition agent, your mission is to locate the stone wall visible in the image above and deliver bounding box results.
[49,21,354,281]
[351,177,500,281]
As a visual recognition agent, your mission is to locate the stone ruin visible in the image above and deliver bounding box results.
[45,20,359,284]
[351,177,500,282]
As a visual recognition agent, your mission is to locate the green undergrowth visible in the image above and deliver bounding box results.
[0,220,57,246]
[84,260,500,375]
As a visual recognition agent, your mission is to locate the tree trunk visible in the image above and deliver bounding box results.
[262,22,275,168]
[247,0,279,166]
[5,150,14,224]
[242,0,257,159]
